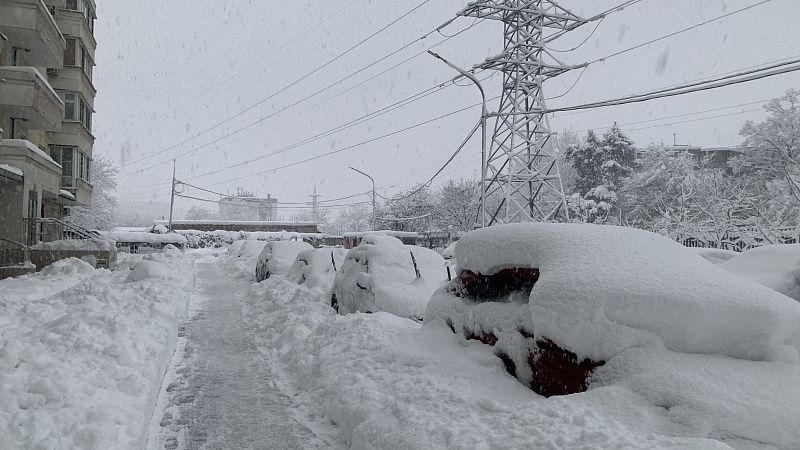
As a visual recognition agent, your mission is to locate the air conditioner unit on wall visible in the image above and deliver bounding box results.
[48,6,56,16]
[47,68,59,77]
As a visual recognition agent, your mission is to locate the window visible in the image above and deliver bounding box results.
[66,0,78,10]
[78,97,92,131]
[61,147,74,187]
[64,93,76,120]
[64,38,76,66]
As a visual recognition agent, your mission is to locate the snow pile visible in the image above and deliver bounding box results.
[38,257,95,276]
[220,239,269,278]
[719,244,800,301]
[32,238,116,252]
[241,274,763,449]
[285,248,348,291]
[431,223,800,364]
[255,240,313,281]
[0,246,192,449]
[0,163,23,176]
[333,234,448,321]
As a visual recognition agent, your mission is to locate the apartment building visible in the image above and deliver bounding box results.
[0,0,96,246]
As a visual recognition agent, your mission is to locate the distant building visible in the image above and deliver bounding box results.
[155,220,320,234]
[0,0,98,246]
[218,194,278,221]
[668,145,743,171]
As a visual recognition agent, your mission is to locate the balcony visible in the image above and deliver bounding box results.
[0,66,64,131]
[0,138,61,195]
[48,119,94,154]
[50,7,95,57]
[48,65,95,103]
[0,0,65,68]
[60,174,92,206]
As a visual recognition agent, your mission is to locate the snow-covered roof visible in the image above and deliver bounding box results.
[58,189,76,200]
[0,139,61,168]
[450,223,800,363]
[0,163,23,177]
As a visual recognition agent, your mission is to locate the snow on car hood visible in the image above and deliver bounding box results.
[454,223,800,363]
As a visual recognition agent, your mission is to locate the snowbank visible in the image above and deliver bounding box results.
[720,244,800,301]
[285,248,348,291]
[239,273,781,449]
[333,234,448,321]
[433,223,800,364]
[0,247,192,449]
[255,240,313,282]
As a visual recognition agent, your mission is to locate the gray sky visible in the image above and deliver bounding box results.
[93,0,800,220]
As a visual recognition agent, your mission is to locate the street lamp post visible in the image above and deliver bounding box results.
[428,51,488,228]
[349,166,376,231]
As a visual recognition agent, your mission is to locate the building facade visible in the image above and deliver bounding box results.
[219,194,278,221]
[0,0,96,246]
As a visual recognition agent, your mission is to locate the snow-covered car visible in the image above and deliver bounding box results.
[332,234,448,321]
[718,244,800,301]
[425,223,800,397]
[254,240,313,282]
[285,248,348,291]
[221,240,269,277]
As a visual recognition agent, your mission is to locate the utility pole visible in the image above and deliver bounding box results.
[168,159,176,231]
[349,167,376,231]
[309,186,320,223]
[455,0,586,224]
[428,51,488,228]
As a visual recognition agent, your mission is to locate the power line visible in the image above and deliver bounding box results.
[586,0,772,66]
[119,0,436,171]
[207,99,491,187]
[118,22,484,180]
[174,0,361,111]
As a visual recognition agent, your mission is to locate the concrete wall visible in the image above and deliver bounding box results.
[0,177,25,243]
[0,248,116,270]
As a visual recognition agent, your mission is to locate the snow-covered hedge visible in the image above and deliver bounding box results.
[333,234,448,321]
[0,248,192,449]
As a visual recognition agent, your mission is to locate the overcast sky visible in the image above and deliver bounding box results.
[93,0,800,220]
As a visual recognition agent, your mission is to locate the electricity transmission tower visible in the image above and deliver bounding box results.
[459,0,587,224]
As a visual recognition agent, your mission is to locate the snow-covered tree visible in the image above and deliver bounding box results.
[565,125,636,222]
[185,206,218,220]
[432,179,480,232]
[333,204,372,233]
[734,89,800,225]
[67,157,118,231]
[378,184,433,232]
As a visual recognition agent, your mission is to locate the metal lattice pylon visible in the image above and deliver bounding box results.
[460,0,585,224]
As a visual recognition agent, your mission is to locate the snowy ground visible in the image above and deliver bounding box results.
[146,249,336,450]
[0,249,191,449]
